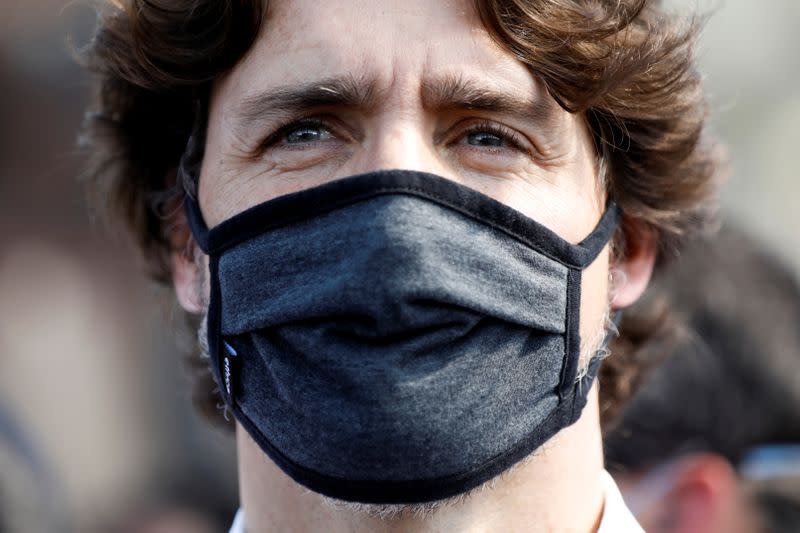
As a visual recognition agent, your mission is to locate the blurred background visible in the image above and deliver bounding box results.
[0,0,797,532]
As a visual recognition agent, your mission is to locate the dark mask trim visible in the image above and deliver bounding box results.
[234,361,601,504]
[185,169,620,270]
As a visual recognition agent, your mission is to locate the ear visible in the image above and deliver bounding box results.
[172,247,204,314]
[170,212,205,314]
[611,219,657,309]
[648,453,741,533]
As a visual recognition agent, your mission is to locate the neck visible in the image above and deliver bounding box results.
[236,385,606,533]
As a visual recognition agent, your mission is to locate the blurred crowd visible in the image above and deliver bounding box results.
[0,0,798,532]
[606,227,800,532]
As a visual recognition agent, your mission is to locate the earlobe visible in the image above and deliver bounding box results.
[611,220,657,310]
[172,244,204,314]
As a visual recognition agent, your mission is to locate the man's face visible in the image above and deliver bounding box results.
[192,0,611,355]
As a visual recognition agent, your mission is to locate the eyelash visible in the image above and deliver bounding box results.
[457,120,528,153]
[259,117,336,150]
[259,116,528,153]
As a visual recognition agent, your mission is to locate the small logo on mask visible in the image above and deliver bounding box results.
[223,341,238,397]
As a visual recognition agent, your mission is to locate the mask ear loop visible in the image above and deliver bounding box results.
[179,89,212,254]
[177,91,233,416]
[178,88,209,197]
[559,204,622,400]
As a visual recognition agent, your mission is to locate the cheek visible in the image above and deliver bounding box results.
[471,133,604,244]
[498,179,603,244]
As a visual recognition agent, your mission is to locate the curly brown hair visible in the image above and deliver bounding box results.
[80,0,722,426]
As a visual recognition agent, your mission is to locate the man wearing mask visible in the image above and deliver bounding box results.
[82,0,720,531]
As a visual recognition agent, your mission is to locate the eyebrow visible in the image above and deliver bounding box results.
[233,72,558,131]
[234,73,381,126]
[420,74,558,127]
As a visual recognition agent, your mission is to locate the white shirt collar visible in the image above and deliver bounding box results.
[597,469,644,533]
[229,470,643,533]
[229,507,246,533]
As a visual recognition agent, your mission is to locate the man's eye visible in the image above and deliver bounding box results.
[283,124,334,144]
[455,122,525,152]
[466,131,504,147]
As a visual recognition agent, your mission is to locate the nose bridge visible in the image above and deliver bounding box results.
[358,109,444,175]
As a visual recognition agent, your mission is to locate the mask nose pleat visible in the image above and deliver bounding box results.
[219,196,567,339]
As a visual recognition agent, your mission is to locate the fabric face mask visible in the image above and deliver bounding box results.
[184,169,620,504]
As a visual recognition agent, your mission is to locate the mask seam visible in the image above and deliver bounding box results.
[195,181,617,270]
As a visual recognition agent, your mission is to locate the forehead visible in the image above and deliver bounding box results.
[216,0,538,105]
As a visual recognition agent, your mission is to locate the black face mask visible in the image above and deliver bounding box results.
[185,169,620,504]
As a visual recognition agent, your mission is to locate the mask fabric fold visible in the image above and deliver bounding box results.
[184,169,620,504]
